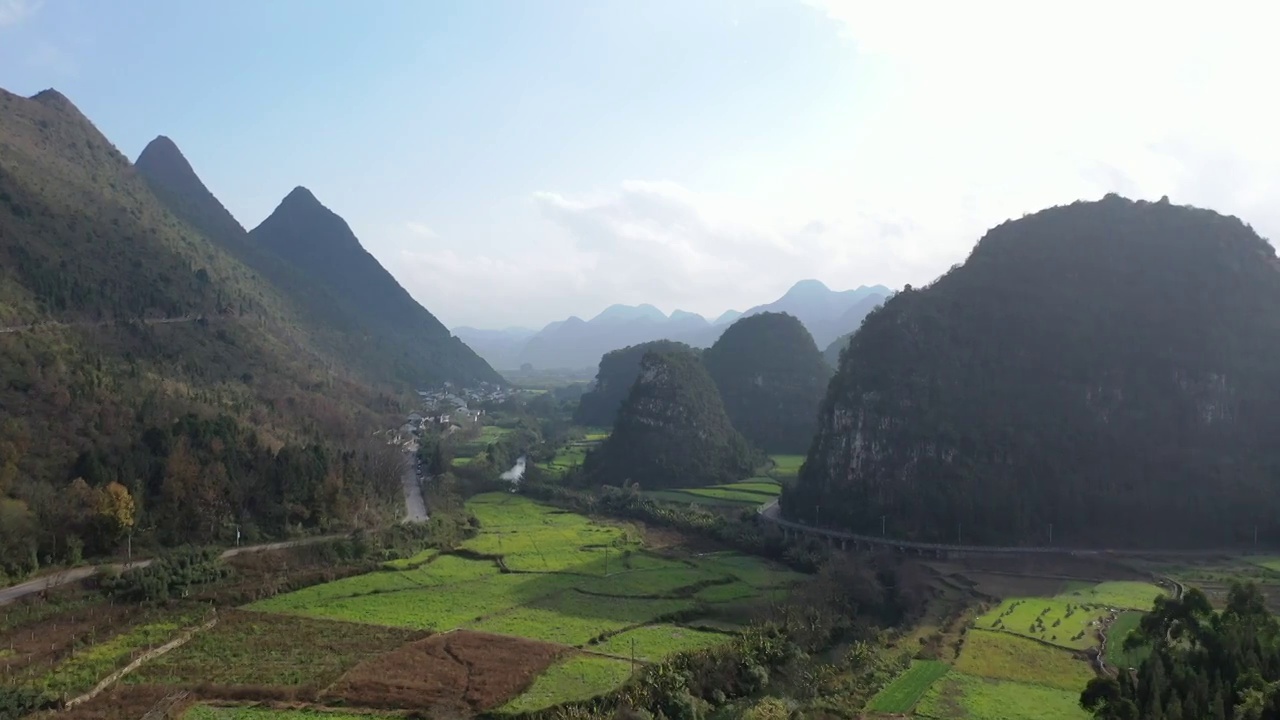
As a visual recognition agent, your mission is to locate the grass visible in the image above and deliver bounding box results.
[129,611,417,687]
[1104,611,1151,671]
[975,597,1103,650]
[767,454,805,478]
[591,624,730,662]
[865,659,950,713]
[469,591,694,646]
[498,654,634,714]
[955,629,1094,692]
[381,547,439,570]
[34,609,204,695]
[185,706,396,720]
[676,486,779,504]
[250,494,808,677]
[915,672,1090,720]
[1056,581,1165,610]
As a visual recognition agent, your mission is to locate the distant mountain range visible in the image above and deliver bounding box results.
[455,281,891,371]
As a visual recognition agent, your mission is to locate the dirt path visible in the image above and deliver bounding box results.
[0,535,346,607]
[65,616,217,708]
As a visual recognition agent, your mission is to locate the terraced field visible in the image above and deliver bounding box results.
[244,493,807,713]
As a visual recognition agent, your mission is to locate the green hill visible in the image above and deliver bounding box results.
[135,135,474,390]
[787,195,1280,548]
[0,88,405,579]
[249,187,502,387]
[703,312,831,454]
[585,347,757,490]
[573,339,694,427]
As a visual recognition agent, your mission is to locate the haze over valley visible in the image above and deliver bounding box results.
[3,3,1280,720]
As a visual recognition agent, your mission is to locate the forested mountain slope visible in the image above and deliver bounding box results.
[786,195,1280,549]
[136,136,463,390]
[573,339,695,427]
[703,313,831,454]
[585,347,757,489]
[249,188,502,386]
[0,88,403,580]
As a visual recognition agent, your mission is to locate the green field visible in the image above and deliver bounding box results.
[1104,611,1150,671]
[249,493,802,690]
[975,597,1104,650]
[130,612,417,687]
[767,454,805,478]
[31,609,205,695]
[185,706,393,720]
[1055,581,1165,610]
[646,479,782,508]
[381,547,439,570]
[915,672,1089,720]
[865,660,951,713]
[499,654,635,714]
[591,624,730,662]
[954,629,1093,692]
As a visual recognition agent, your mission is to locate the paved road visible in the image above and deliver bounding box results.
[0,535,344,607]
[0,315,218,335]
[402,452,429,523]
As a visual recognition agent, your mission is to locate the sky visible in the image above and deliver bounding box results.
[2,0,1279,330]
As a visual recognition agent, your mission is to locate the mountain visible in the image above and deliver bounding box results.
[135,136,396,386]
[573,340,695,427]
[0,87,408,576]
[821,294,889,365]
[249,187,503,386]
[740,280,891,348]
[786,195,1280,549]
[591,303,667,325]
[460,284,888,372]
[451,326,537,371]
[584,347,757,489]
[703,313,832,454]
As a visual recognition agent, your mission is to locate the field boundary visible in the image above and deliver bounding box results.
[65,615,218,708]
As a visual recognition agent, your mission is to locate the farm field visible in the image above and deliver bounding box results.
[975,580,1164,650]
[1104,611,1150,670]
[646,479,782,508]
[128,611,418,688]
[866,660,951,714]
[767,454,805,479]
[498,654,635,714]
[953,629,1093,692]
[242,493,807,712]
[185,707,392,720]
[915,672,1089,720]
[591,624,730,662]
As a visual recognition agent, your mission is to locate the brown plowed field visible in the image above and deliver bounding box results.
[325,630,568,714]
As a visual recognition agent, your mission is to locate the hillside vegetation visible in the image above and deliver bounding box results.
[586,347,758,489]
[250,187,501,387]
[573,339,694,427]
[703,312,831,454]
[787,195,1280,548]
[0,88,413,578]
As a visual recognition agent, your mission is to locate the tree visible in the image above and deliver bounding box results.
[96,481,136,544]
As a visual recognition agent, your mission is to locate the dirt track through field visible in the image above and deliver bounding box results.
[66,616,217,708]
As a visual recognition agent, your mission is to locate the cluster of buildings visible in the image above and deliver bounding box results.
[393,382,513,445]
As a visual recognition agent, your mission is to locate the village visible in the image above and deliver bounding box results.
[385,381,515,451]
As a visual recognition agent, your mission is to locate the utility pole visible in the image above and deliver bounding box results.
[631,637,636,672]
[957,522,962,545]
[815,504,820,527]
[881,515,886,537]
[1255,525,1259,550]
[1049,523,1053,546]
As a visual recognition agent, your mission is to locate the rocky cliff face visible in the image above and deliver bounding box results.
[574,340,695,427]
[787,195,1280,549]
[702,312,831,454]
[586,347,757,489]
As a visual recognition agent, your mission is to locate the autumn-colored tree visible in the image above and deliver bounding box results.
[96,481,136,543]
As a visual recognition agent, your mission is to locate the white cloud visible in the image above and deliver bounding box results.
[0,0,42,27]
[405,221,437,239]
[404,0,1280,329]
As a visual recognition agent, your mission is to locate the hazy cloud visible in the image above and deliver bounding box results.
[0,0,41,27]
[404,221,438,239]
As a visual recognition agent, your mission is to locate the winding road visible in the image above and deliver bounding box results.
[0,535,345,607]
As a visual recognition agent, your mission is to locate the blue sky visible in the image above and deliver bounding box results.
[3,0,1278,328]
